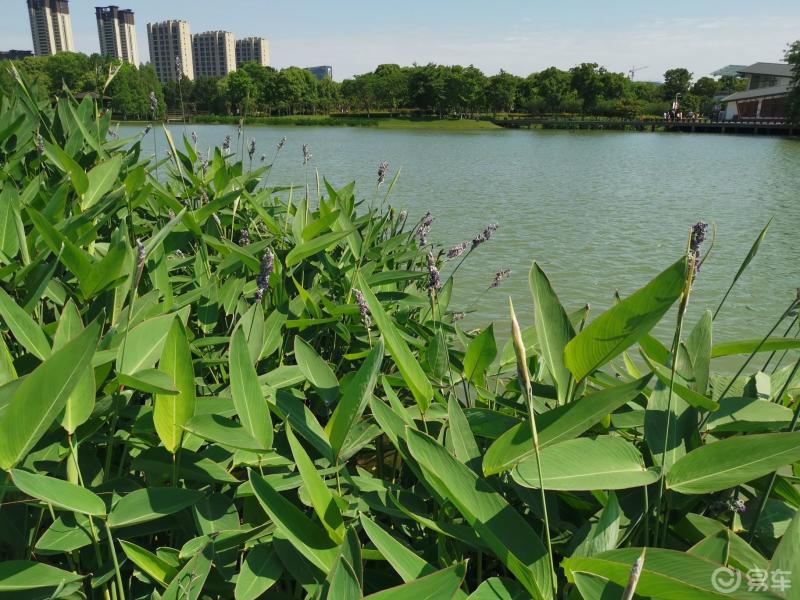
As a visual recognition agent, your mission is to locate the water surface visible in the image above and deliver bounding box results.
[128,123,800,350]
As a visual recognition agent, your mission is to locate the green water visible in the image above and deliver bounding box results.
[129,123,800,349]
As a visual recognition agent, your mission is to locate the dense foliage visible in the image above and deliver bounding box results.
[787,40,800,124]
[1,67,800,600]
[1,51,754,120]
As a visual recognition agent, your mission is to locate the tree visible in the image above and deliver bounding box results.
[691,77,718,99]
[486,70,519,113]
[373,64,409,111]
[226,70,257,114]
[786,40,800,123]
[663,68,692,100]
[570,63,605,111]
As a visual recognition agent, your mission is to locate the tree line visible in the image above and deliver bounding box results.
[5,49,798,120]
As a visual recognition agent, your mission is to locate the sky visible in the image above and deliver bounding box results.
[4,0,799,80]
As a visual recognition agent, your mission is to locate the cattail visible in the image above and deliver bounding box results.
[352,289,371,329]
[472,223,498,249]
[277,136,287,151]
[377,161,389,186]
[35,133,44,155]
[260,154,267,162]
[237,121,242,140]
[212,213,221,228]
[199,188,208,205]
[191,130,197,145]
[144,125,152,136]
[222,135,231,154]
[417,212,434,245]
[491,269,511,288]
[427,252,442,294]
[248,138,256,161]
[302,144,312,165]
[255,248,273,300]
[452,312,466,322]
[174,56,183,79]
[238,228,250,246]
[447,241,469,260]
[689,221,709,273]
[149,91,158,116]
[621,549,646,600]
[168,209,176,220]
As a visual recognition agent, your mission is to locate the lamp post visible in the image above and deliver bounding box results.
[673,93,682,120]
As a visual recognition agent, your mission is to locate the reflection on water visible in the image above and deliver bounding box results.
[128,123,800,351]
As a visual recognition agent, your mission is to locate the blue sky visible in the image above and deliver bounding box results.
[4,0,799,80]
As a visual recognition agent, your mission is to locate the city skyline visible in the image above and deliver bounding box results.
[5,0,800,80]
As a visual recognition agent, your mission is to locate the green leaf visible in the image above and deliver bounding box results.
[483,375,652,475]
[326,340,384,458]
[327,557,361,600]
[355,276,433,413]
[685,310,712,394]
[81,154,122,209]
[0,560,84,591]
[513,436,659,491]
[230,328,273,449]
[118,369,178,395]
[769,509,799,579]
[563,547,769,599]
[248,469,339,572]
[183,414,265,451]
[116,309,190,375]
[0,287,50,360]
[0,187,20,258]
[108,487,204,528]
[704,397,792,432]
[572,492,621,558]
[161,542,213,600]
[463,324,497,387]
[53,301,95,433]
[285,229,352,267]
[143,207,188,258]
[119,539,177,587]
[0,320,99,470]
[405,429,553,600]
[447,395,481,473]
[360,515,436,581]
[295,336,339,406]
[11,469,106,516]
[564,258,687,381]
[364,563,467,600]
[666,431,800,494]
[234,544,282,600]
[644,356,719,411]
[467,578,529,600]
[154,317,196,453]
[711,338,800,358]
[530,262,575,404]
[286,425,344,543]
[43,140,88,196]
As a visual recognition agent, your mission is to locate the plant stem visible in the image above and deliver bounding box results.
[747,355,800,544]
[104,520,126,600]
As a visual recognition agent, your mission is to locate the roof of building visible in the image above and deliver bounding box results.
[721,83,791,102]
[712,65,746,77]
[738,62,794,78]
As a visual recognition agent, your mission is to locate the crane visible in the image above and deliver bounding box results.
[628,65,649,80]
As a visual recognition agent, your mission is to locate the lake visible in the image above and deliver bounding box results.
[129,123,800,350]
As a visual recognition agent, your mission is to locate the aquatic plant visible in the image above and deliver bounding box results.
[0,71,798,600]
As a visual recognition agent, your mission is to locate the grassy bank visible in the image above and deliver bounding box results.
[117,114,503,130]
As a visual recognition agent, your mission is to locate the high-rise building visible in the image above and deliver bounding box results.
[96,6,138,64]
[27,0,75,56]
[306,66,333,81]
[147,20,194,83]
[235,37,269,68]
[192,31,236,79]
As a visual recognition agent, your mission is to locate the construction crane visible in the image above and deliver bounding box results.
[628,65,649,80]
